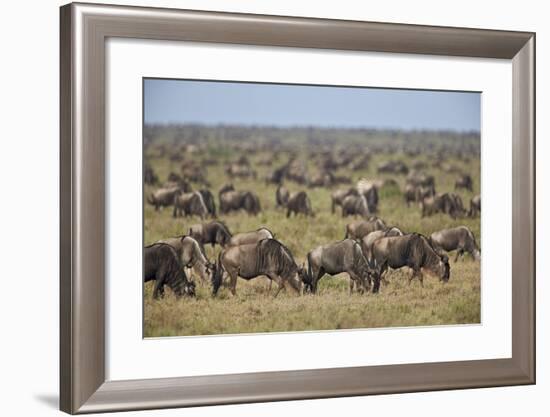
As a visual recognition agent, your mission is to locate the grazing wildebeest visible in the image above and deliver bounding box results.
[356,179,379,213]
[468,195,481,217]
[198,189,216,218]
[172,191,208,219]
[189,221,232,249]
[144,243,196,299]
[215,239,305,296]
[225,162,257,179]
[144,164,158,185]
[146,187,180,211]
[219,184,261,215]
[345,218,387,240]
[360,227,404,260]
[430,226,480,262]
[371,234,450,290]
[341,195,370,217]
[421,193,465,219]
[265,165,287,185]
[404,183,436,207]
[406,170,435,188]
[377,160,409,175]
[455,174,473,192]
[285,191,314,217]
[275,185,290,208]
[331,187,359,214]
[304,239,377,294]
[157,235,217,285]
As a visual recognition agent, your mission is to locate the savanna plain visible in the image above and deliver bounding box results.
[144,125,480,337]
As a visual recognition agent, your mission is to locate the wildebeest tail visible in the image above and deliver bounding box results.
[146,194,155,205]
[211,252,224,296]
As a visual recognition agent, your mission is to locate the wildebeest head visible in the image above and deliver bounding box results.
[431,253,450,282]
[173,277,196,298]
[297,263,309,294]
[286,270,304,295]
[215,225,231,247]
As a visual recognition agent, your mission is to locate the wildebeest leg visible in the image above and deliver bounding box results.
[349,279,355,294]
[348,271,364,294]
[408,269,416,286]
[311,267,324,294]
[454,249,464,263]
[226,268,239,296]
[267,273,285,297]
[152,279,164,299]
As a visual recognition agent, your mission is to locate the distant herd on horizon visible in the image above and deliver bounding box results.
[144,155,481,301]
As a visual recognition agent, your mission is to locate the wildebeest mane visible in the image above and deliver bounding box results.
[256,239,298,282]
[256,226,275,239]
[144,243,191,295]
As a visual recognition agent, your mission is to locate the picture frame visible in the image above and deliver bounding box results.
[59,2,535,414]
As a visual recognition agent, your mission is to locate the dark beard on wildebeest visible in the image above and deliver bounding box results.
[371,233,450,289]
[144,243,196,299]
[217,238,302,296]
[305,239,374,295]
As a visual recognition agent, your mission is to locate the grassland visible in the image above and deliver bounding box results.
[143,126,480,337]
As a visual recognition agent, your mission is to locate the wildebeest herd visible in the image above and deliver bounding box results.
[143,125,481,336]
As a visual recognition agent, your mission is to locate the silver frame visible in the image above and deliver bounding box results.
[60,2,535,414]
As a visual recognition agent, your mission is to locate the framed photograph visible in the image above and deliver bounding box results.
[60,2,535,414]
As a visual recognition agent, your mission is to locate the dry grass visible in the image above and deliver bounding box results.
[143,130,480,337]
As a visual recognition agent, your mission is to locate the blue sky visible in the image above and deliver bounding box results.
[144,79,480,132]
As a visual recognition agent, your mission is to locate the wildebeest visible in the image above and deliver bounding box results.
[157,235,217,286]
[430,226,480,262]
[198,189,216,218]
[455,174,473,192]
[304,239,377,294]
[225,162,257,179]
[356,179,379,213]
[172,191,208,219]
[371,233,450,289]
[227,227,274,247]
[219,184,261,215]
[406,170,435,188]
[189,221,232,249]
[468,195,481,217]
[285,191,314,217]
[331,187,359,214]
[146,187,180,211]
[308,171,333,188]
[341,195,370,217]
[265,165,287,185]
[275,185,290,208]
[404,183,436,207]
[345,218,387,240]
[421,193,465,219]
[144,164,158,185]
[215,238,305,296]
[377,160,409,175]
[144,243,196,299]
[360,227,404,260]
